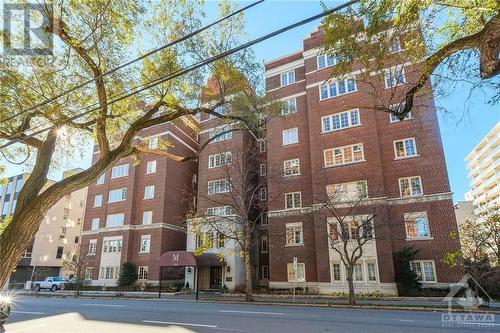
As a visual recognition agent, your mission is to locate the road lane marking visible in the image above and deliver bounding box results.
[218,310,284,315]
[83,303,125,308]
[399,319,415,322]
[143,320,217,328]
[10,311,45,315]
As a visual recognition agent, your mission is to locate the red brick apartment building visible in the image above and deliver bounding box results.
[80,118,198,286]
[264,26,463,294]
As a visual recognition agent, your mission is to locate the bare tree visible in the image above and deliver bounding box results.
[62,247,91,296]
[316,183,385,305]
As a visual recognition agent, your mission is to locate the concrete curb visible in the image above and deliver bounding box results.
[16,293,500,314]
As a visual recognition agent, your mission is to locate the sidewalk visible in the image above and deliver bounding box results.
[17,290,500,311]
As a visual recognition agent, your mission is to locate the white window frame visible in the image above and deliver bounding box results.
[208,152,232,169]
[207,179,231,195]
[317,54,338,69]
[319,76,357,100]
[324,143,365,167]
[142,211,153,225]
[404,212,431,239]
[260,237,268,254]
[146,160,157,174]
[331,262,342,282]
[399,176,423,197]
[91,218,100,231]
[410,260,437,283]
[258,139,266,153]
[384,66,406,89]
[285,222,304,246]
[93,195,103,208]
[144,185,155,200]
[285,192,302,210]
[96,174,105,185]
[283,159,300,177]
[108,188,127,203]
[111,164,129,179]
[389,103,412,122]
[148,136,159,149]
[260,163,267,176]
[207,206,232,216]
[282,128,298,146]
[84,267,94,280]
[139,235,151,253]
[106,213,125,228]
[138,266,149,280]
[326,180,368,202]
[321,109,361,133]
[88,239,97,256]
[209,125,233,143]
[394,138,417,159]
[260,187,267,201]
[287,262,305,282]
[280,70,295,87]
[281,98,297,116]
[389,38,402,53]
[261,265,269,280]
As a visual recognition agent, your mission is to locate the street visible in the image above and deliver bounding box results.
[4,296,500,333]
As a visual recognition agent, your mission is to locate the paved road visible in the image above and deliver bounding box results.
[4,296,500,332]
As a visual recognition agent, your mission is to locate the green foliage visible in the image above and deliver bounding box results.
[393,246,421,295]
[118,262,138,287]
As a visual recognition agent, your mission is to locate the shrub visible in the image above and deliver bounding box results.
[118,262,138,287]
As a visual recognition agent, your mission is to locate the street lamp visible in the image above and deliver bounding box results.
[0,295,11,333]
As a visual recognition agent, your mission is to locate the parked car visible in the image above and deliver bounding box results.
[34,277,67,292]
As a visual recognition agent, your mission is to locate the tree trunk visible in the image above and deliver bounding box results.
[346,265,356,305]
[243,232,254,302]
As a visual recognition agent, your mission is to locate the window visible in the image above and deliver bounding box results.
[96,174,105,185]
[331,263,341,282]
[106,213,124,227]
[399,176,423,196]
[15,179,23,193]
[260,237,268,253]
[260,214,268,226]
[394,138,417,158]
[10,200,16,213]
[99,266,120,280]
[389,105,412,122]
[217,233,225,248]
[284,159,300,177]
[108,188,127,203]
[93,195,103,207]
[322,109,360,133]
[410,260,436,282]
[260,187,267,201]
[287,262,305,282]
[367,262,378,282]
[260,163,267,176]
[324,144,364,167]
[280,70,295,86]
[61,227,67,238]
[405,212,430,239]
[88,240,97,255]
[139,235,151,253]
[317,54,337,69]
[209,105,230,119]
[258,139,266,153]
[389,38,401,53]
[207,179,231,195]
[85,267,94,280]
[319,77,357,100]
[281,98,297,116]
[285,192,302,210]
[326,181,368,202]
[354,263,363,282]
[63,208,69,220]
[286,222,303,246]
[103,239,122,253]
[5,182,13,195]
[111,164,129,179]
[385,67,406,88]
[1,201,9,216]
[56,246,64,259]
[144,185,155,199]
[195,234,203,249]
[142,211,153,225]
[362,222,374,239]
[261,265,269,280]
[146,160,157,174]
[148,136,159,149]
[209,125,232,143]
[207,206,232,216]
[75,236,79,244]
[138,266,149,280]
[91,218,100,230]
[282,128,298,145]
[330,217,374,241]
[208,152,232,168]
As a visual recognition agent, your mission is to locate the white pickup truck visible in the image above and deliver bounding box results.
[34,277,67,292]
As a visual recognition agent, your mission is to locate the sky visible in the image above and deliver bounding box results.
[2,0,499,202]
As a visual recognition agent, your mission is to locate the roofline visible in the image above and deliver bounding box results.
[264,50,302,66]
[465,121,500,161]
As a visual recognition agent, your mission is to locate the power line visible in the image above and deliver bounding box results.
[0,0,359,150]
[0,0,265,124]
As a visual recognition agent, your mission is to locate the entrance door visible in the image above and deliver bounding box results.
[209,266,222,290]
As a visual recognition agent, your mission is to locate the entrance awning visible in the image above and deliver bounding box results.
[158,251,224,267]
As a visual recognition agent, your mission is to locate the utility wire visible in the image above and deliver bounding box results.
[0,0,265,124]
[0,0,359,150]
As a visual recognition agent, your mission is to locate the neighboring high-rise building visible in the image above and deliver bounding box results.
[465,122,499,217]
[80,118,199,286]
[185,76,269,291]
[264,26,463,294]
[454,201,476,226]
[2,169,87,288]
